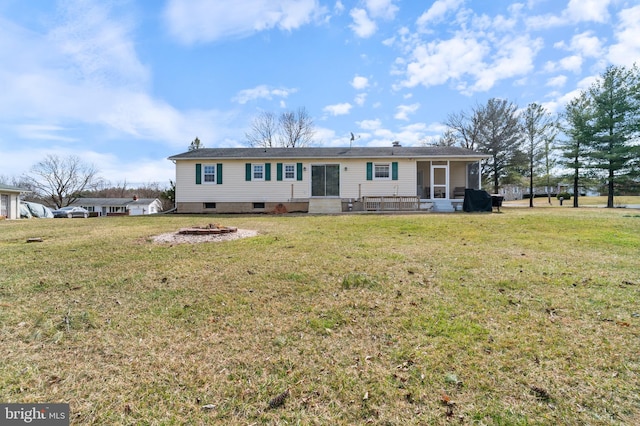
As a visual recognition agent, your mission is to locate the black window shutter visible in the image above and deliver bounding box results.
[276,163,283,181]
[217,163,223,184]
[265,163,271,181]
[366,162,373,180]
[392,162,398,180]
[195,163,202,184]
[245,163,252,181]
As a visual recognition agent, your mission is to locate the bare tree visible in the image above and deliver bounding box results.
[435,128,459,146]
[522,103,557,207]
[246,112,278,148]
[278,107,315,147]
[23,154,101,208]
[444,107,483,150]
[246,107,315,148]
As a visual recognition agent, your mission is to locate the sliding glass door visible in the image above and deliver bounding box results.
[311,164,340,197]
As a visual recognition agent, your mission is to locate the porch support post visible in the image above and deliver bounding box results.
[446,160,450,199]
[477,161,481,190]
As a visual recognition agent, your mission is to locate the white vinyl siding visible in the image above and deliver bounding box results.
[175,158,422,203]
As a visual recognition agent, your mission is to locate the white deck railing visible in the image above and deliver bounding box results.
[363,196,420,211]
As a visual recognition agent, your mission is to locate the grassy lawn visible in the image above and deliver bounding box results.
[1,208,639,425]
[503,195,640,208]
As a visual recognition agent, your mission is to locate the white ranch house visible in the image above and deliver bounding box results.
[71,197,163,216]
[169,145,489,214]
[0,183,29,220]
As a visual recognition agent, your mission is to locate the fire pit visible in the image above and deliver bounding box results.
[178,223,238,235]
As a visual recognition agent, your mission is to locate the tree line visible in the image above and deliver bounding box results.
[3,65,637,209]
[1,154,174,210]
[442,64,639,208]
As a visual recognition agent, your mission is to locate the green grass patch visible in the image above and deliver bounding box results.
[0,210,639,424]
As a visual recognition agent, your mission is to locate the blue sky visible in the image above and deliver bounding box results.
[1,0,638,187]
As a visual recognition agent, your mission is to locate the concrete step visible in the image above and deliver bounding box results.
[431,199,455,212]
[308,198,342,214]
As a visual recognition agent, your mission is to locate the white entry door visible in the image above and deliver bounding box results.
[431,165,449,199]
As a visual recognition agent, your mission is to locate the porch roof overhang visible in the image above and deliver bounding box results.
[169,147,489,162]
[0,183,30,194]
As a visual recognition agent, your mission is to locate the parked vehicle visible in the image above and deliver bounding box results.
[52,206,89,218]
[20,201,54,218]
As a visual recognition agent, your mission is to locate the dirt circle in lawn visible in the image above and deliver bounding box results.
[151,228,259,244]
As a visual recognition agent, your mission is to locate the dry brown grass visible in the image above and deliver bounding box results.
[1,210,639,424]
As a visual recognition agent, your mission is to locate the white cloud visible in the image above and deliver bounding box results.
[417,0,463,29]
[349,8,377,38]
[323,102,353,116]
[358,119,382,130]
[394,103,420,121]
[546,75,568,88]
[49,0,149,89]
[348,0,397,38]
[312,126,339,145]
[527,0,612,29]
[0,0,239,154]
[232,85,297,104]
[351,75,369,90]
[0,146,175,186]
[561,55,584,73]
[468,35,543,92]
[364,0,399,20]
[15,124,77,142]
[565,0,611,24]
[164,0,326,44]
[569,31,604,58]
[608,5,640,66]
[334,1,345,14]
[354,93,367,106]
[398,37,488,89]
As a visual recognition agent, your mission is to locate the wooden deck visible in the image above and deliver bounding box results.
[363,196,420,211]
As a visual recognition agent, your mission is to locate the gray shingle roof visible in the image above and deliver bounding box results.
[0,183,30,193]
[168,146,488,160]
[72,198,159,207]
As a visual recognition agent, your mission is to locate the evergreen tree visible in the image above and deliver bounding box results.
[559,92,593,208]
[586,64,640,208]
[475,98,524,194]
[188,137,203,151]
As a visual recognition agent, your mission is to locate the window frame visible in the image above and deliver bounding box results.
[203,164,217,184]
[283,163,296,180]
[373,163,391,180]
[252,164,265,181]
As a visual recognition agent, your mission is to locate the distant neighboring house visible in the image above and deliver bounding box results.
[0,183,30,220]
[72,196,163,216]
[168,144,489,214]
[556,183,600,197]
